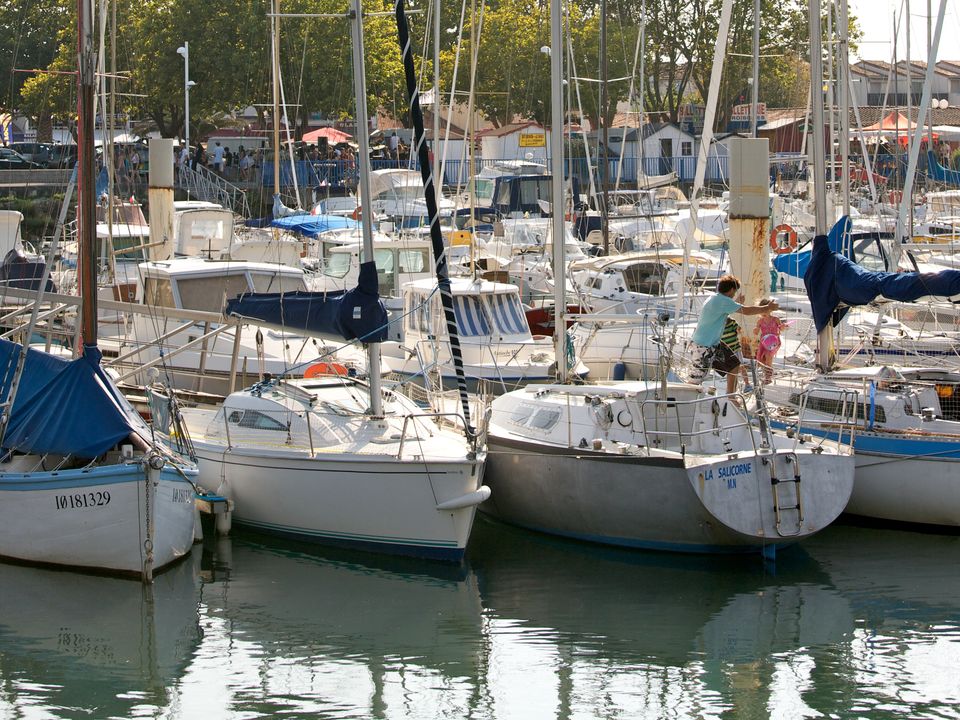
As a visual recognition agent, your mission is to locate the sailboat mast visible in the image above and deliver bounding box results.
[272,0,282,194]
[348,0,383,418]
[393,0,473,433]
[810,0,834,372]
[78,0,98,350]
[550,0,566,380]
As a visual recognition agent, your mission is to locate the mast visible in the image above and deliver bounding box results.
[838,0,850,215]
[750,0,760,138]
[393,0,473,432]
[810,0,834,372]
[78,0,98,351]
[272,0,282,195]
[550,0,566,379]
[348,0,383,417]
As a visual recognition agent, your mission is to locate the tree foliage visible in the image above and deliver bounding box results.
[3,0,869,138]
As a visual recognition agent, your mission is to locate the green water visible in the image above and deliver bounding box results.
[0,518,957,719]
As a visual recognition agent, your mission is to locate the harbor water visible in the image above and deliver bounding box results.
[0,517,958,719]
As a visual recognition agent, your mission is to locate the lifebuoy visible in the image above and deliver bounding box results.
[769,224,798,254]
[351,206,362,221]
[304,362,348,378]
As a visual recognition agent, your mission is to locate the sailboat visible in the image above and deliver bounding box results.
[172,0,488,561]
[0,0,199,580]
[480,0,854,557]
[759,0,960,528]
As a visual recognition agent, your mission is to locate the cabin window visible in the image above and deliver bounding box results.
[250,272,306,294]
[176,275,251,312]
[398,248,429,274]
[143,277,176,309]
[623,263,666,295]
[474,178,495,203]
[229,409,289,431]
[487,292,528,335]
[681,141,693,156]
[373,248,397,296]
[409,293,434,333]
[509,402,560,431]
[453,295,491,336]
[324,252,352,278]
[529,407,561,430]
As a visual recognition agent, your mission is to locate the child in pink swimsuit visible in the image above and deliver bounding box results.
[754,311,786,383]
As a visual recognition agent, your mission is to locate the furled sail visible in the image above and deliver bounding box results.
[225,260,388,342]
[804,231,960,332]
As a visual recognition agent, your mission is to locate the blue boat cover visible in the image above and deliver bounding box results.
[226,260,388,342]
[269,213,359,238]
[927,150,960,187]
[804,232,960,332]
[772,216,852,278]
[0,341,147,458]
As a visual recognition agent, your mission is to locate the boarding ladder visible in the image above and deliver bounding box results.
[767,450,804,536]
[752,370,805,537]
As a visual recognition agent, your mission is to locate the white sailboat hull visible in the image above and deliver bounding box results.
[848,450,960,526]
[0,463,197,575]
[191,444,486,560]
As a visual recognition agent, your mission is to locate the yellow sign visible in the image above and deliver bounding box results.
[519,133,545,147]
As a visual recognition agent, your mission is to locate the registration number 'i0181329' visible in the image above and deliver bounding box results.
[55,491,111,510]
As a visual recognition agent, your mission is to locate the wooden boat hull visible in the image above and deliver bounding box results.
[0,462,198,576]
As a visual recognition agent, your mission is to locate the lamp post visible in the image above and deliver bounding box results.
[176,43,195,151]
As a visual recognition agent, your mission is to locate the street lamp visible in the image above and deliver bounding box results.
[176,43,195,151]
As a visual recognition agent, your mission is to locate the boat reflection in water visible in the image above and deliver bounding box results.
[0,551,203,718]
[0,523,957,719]
[468,517,855,718]
[186,533,486,717]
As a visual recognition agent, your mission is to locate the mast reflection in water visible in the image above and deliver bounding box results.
[0,520,957,718]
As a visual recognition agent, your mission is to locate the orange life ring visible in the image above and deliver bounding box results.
[304,362,348,378]
[769,224,798,254]
[351,206,362,221]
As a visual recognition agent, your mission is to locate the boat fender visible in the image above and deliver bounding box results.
[769,224,798,254]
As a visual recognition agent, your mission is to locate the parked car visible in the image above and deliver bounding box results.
[0,147,42,170]
[47,144,78,169]
[9,142,52,166]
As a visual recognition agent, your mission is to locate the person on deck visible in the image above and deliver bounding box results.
[690,274,778,395]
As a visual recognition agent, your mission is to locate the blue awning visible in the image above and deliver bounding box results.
[0,341,147,458]
[226,260,388,342]
[269,213,360,238]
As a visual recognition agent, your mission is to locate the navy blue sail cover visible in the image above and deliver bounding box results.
[226,260,388,342]
[804,233,960,332]
[0,341,147,457]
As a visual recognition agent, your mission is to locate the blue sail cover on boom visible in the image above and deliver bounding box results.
[804,233,960,332]
[226,260,388,342]
[0,340,146,457]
